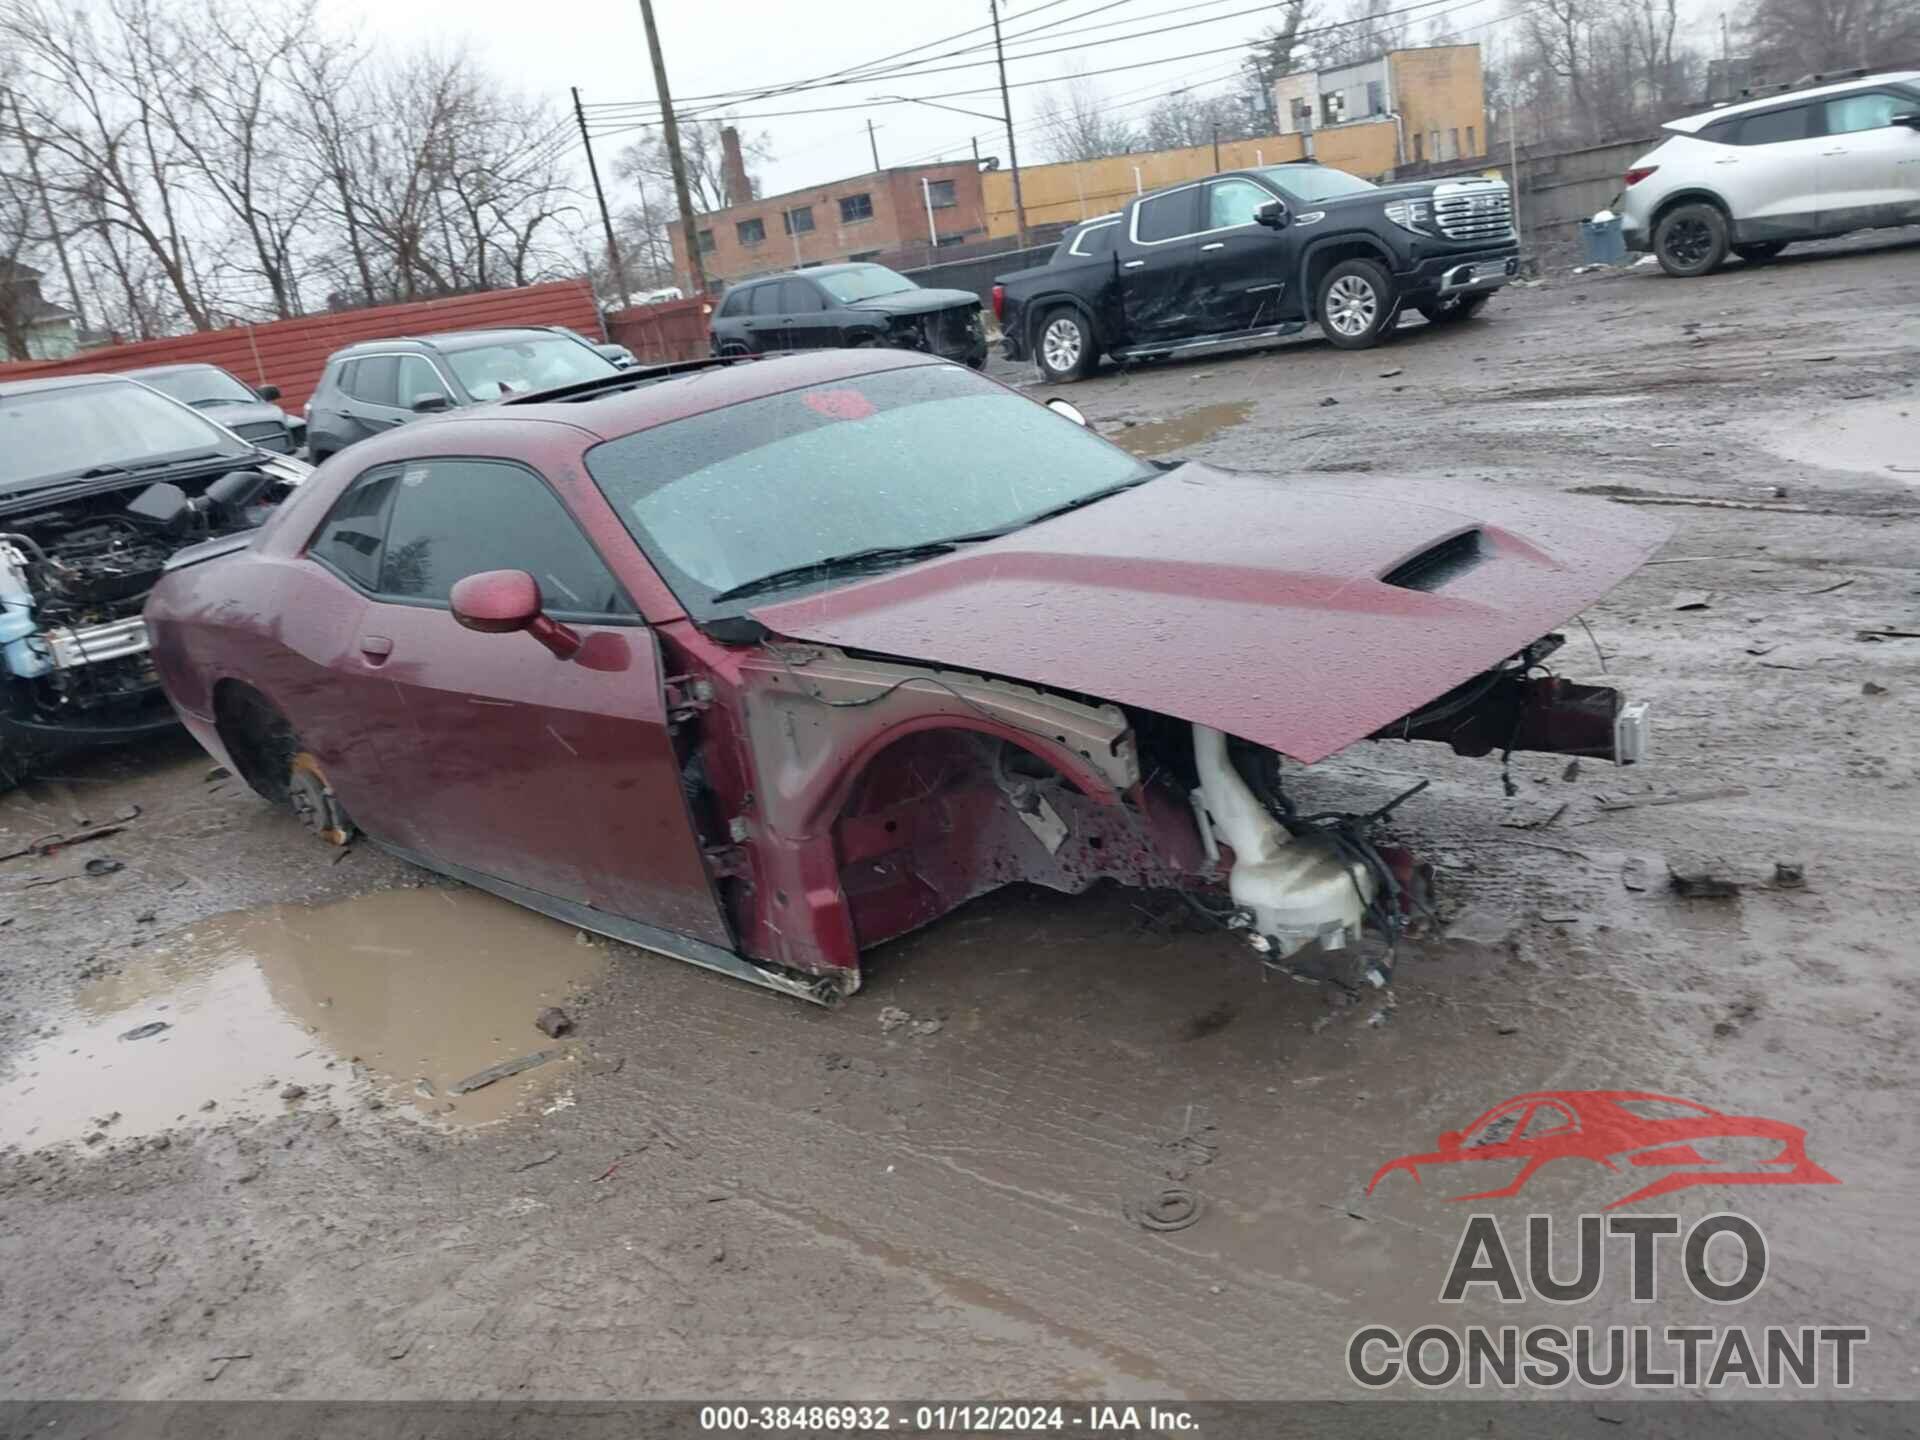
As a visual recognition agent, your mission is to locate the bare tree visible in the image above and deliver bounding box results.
[1742,0,1920,75]
[1313,0,1414,67]
[1243,0,1316,98]
[1033,73,1139,163]
[1141,89,1263,152]
[613,117,772,221]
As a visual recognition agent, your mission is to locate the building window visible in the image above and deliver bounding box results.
[1366,80,1384,116]
[840,193,874,223]
[925,179,957,208]
[847,249,881,261]
[1413,132,1424,162]
[935,233,965,247]
[1322,91,1346,126]
[696,228,715,254]
[736,217,766,246]
[1448,128,1460,160]
[1290,97,1313,131]
[1467,125,1477,154]
[783,205,814,235]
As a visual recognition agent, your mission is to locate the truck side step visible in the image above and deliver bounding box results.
[1111,322,1306,364]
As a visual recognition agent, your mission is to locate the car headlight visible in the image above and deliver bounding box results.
[1383,198,1434,235]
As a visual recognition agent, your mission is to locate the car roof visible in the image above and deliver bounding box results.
[443,348,946,443]
[126,362,229,377]
[1665,68,1920,131]
[0,372,139,398]
[329,327,567,358]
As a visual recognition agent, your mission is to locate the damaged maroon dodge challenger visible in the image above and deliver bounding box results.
[145,352,1665,1004]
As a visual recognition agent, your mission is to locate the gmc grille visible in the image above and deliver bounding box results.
[1433,188,1513,242]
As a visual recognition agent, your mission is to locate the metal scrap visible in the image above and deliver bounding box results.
[1126,1186,1203,1233]
[1596,786,1747,812]
[448,1048,560,1095]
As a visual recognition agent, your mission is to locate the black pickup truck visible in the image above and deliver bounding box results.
[992,161,1519,381]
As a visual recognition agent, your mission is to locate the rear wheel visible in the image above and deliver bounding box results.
[1316,258,1398,349]
[1417,292,1492,326]
[1654,202,1729,277]
[1733,240,1788,264]
[1034,306,1098,383]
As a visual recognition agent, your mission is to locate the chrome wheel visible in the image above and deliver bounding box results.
[1325,275,1378,337]
[1041,316,1083,373]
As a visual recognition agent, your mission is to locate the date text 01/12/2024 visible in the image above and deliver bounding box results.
[699,1405,1200,1432]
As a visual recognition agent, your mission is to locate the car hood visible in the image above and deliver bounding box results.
[844,288,981,316]
[197,399,290,429]
[751,465,1669,764]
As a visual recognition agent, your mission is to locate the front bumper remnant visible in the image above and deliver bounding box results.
[1378,673,1649,765]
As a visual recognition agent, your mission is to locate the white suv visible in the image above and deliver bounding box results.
[1618,69,1920,276]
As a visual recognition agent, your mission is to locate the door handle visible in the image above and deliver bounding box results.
[1200,241,1225,251]
[1822,148,1848,156]
[1123,259,1145,269]
[359,635,393,663]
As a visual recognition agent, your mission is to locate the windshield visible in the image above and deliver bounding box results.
[1254,165,1378,202]
[584,365,1155,613]
[443,336,618,400]
[813,265,916,304]
[0,381,250,492]
[136,366,257,407]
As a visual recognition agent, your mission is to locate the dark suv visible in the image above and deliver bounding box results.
[994,162,1519,379]
[305,328,620,460]
[709,263,986,367]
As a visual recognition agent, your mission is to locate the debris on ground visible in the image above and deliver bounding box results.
[533,1007,574,1038]
[1,819,133,865]
[448,1049,560,1095]
[1862,681,1888,696]
[511,1149,561,1173]
[279,1084,306,1101]
[1667,855,1742,899]
[1502,801,1568,831]
[202,1351,252,1383]
[1857,628,1920,642]
[204,767,230,782]
[1597,786,1748,812]
[1670,590,1713,611]
[1377,367,1404,378]
[1621,857,1654,892]
[1317,396,1340,407]
[1773,861,1807,889]
[1806,577,1854,595]
[877,1005,910,1033]
[1126,1186,1203,1233]
[119,1021,170,1041]
[1561,759,1581,783]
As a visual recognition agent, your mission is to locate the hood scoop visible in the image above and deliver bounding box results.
[1380,528,1484,592]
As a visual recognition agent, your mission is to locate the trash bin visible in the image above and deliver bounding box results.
[1581,212,1627,266]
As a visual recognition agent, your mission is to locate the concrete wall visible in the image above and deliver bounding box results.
[979,120,1400,238]
[670,162,988,288]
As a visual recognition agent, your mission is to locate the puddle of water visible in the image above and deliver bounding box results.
[1113,400,1254,457]
[0,887,607,1149]
[1764,397,1916,480]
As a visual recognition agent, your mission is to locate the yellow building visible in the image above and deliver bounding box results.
[979,44,1486,241]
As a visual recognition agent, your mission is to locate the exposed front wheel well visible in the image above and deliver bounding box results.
[212,680,297,804]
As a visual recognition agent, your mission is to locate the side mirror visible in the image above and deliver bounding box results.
[1256,199,1291,229]
[449,569,581,660]
[255,383,282,402]
[1895,112,1920,130]
[1438,1129,1463,1152]
[1044,397,1090,428]
[411,392,452,414]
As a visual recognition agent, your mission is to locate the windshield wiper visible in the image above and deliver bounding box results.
[989,472,1159,534]
[708,540,962,604]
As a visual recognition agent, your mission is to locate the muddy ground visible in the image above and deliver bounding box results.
[3,233,1917,1406]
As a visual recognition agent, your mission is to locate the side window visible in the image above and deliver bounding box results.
[350,355,399,408]
[717,289,749,318]
[1134,188,1200,243]
[1825,92,1903,134]
[781,279,826,313]
[328,359,355,396]
[377,459,637,618]
[396,355,448,408]
[1071,223,1118,257]
[1519,1102,1576,1141]
[1735,105,1811,145]
[1205,179,1274,231]
[1467,1107,1526,1148]
[308,470,399,590]
[750,284,785,317]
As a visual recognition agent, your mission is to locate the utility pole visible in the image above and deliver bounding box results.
[867,118,882,172]
[989,0,1028,247]
[638,0,705,297]
[1212,123,1221,173]
[971,136,980,167]
[572,87,629,309]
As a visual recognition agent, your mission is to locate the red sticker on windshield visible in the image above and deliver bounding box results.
[804,388,876,422]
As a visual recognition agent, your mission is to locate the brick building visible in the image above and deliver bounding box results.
[668,158,990,291]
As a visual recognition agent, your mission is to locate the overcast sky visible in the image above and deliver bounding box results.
[332,0,1715,204]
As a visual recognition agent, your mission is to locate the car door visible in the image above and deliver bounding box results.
[1818,90,1920,229]
[779,278,835,348]
[395,353,454,415]
[350,455,732,946]
[1715,103,1826,238]
[1193,176,1297,333]
[334,353,411,444]
[1120,185,1204,344]
[742,282,788,352]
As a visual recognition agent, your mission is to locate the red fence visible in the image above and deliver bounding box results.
[0,280,601,415]
[605,296,712,364]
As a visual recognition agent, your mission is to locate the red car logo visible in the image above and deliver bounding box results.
[1366,1090,1839,1210]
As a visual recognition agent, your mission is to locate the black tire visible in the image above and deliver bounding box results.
[1416,292,1493,326]
[1032,306,1098,383]
[1315,258,1398,349]
[1654,202,1729,277]
[1733,241,1788,264]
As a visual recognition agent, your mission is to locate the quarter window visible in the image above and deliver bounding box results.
[1735,105,1811,145]
[840,193,874,223]
[375,459,637,617]
[1134,188,1199,243]
[1206,179,1273,230]
[1069,223,1118,257]
[1825,92,1905,134]
[308,471,398,590]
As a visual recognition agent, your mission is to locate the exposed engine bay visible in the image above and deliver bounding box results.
[1,459,303,744]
